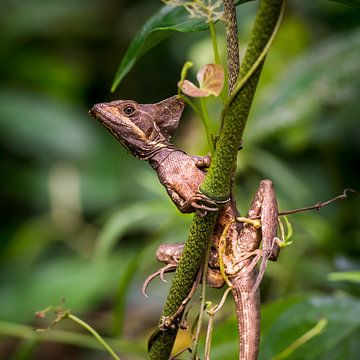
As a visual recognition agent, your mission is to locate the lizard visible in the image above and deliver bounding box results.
[89,95,280,293]
[90,95,218,215]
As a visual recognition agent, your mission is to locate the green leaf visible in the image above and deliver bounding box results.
[94,200,173,259]
[329,0,360,7]
[328,271,360,283]
[210,295,305,359]
[248,27,360,143]
[111,1,254,91]
[260,295,360,360]
[0,320,146,357]
[111,5,206,92]
[210,295,360,360]
[0,88,98,160]
[0,255,134,323]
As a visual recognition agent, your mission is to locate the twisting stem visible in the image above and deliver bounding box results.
[200,0,284,200]
[204,310,214,360]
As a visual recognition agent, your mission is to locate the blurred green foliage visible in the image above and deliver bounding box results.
[0,0,359,359]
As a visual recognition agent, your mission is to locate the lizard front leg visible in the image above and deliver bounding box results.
[164,186,219,215]
[142,243,182,297]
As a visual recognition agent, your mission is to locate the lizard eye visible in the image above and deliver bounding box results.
[122,105,136,116]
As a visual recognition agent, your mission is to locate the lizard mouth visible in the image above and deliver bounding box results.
[88,108,96,118]
[89,103,110,123]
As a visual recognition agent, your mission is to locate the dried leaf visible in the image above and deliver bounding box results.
[179,79,211,97]
[197,64,224,96]
[178,63,224,97]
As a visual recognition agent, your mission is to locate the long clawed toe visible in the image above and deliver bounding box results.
[190,193,224,217]
[142,263,177,297]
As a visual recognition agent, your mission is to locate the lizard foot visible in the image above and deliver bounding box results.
[142,263,177,297]
[230,240,280,295]
[246,237,281,295]
[190,193,229,217]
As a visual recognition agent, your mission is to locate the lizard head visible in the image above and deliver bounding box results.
[90,96,185,159]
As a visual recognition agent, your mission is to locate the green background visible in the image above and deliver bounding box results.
[0,1,359,359]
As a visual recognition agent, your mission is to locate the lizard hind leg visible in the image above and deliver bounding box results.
[250,236,280,295]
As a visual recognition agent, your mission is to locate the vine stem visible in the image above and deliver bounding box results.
[191,239,211,359]
[67,313,120,360]
[199,97,215,155]
[178,94,215,155]
[208,20,220,65]
[149,1,284,358]
[208,20,226,104]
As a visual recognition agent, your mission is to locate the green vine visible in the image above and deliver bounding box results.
[149,1,284,358]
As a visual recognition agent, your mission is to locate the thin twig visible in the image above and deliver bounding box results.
[249,188,356,220]
[279,188,356,216]
[191,241,212,359]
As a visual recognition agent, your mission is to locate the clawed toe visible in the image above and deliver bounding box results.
[189,193,223,216]
[142,263,177,297]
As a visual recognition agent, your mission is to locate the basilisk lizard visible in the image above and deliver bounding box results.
[90,96,280,293]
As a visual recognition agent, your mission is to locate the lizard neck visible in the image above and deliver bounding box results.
[148,146,181,170]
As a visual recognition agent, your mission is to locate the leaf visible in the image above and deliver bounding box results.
[260,295,360,360]
[248,27,360,143]
[0,255,135,323]
[0,320,146,357]
[179,64,224,97]
[210,295,360,360]
[94,200,173,259]
[328,271,360,283]
[111,5,206,92]
[0,88,98,160]
[111,1,254,91]
[180,80,208,97]
[329,0,360,7]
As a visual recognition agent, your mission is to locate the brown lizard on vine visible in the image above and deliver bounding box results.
[89,89,354,359]
[90,95,281,287]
